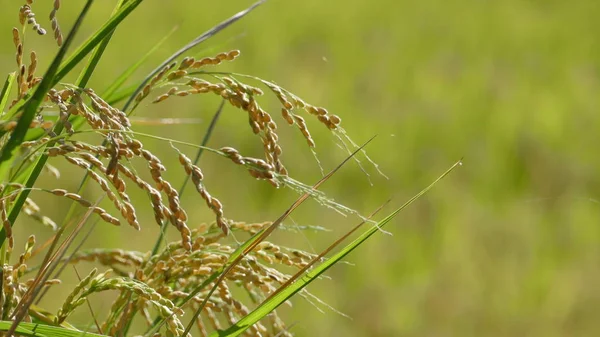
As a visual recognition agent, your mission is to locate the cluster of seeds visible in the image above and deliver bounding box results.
[114,226,306,336]
[140,50,354,182]
[154,76,288,176]
[0,3,380,334]
[19,1,46,35]
[0,235,61,320]
[219,146,281,187]
[135,50,241,104]
[10,28,42,107]
[263,80,342,130]
[13,220,317,336]
[49,188,121,226]
[69,249,145,270]
[175,147,229,235]
[0,198,14,253]
[49,0,63,46]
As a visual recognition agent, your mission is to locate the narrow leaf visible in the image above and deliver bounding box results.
[123,0,266,112]
[0,72,16,114]
[182,137,375,336]
[214,160,462,337]
[53,0,144,85]
[0,321,106,337]
[0,0,94,248]
[75,0,129,88]
[103,25,180,100]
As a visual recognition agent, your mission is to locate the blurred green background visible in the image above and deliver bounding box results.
[1,0,600,336]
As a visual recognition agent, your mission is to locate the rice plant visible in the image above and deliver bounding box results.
[0,1,458,336]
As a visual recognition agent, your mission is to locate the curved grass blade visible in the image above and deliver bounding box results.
[122,0,266,112]
[0,0,94,222]
[146,138,374,336]
[263,200,392,305]
[75,0,129,88]
[105,83,138,105]
[0,72,16,141]
[180,137,376,336]
[53,0,144,85]
[5,0,144,117]
[0,0,92,177]
[213,160,462,337]
[7,199,100,336]
[0,321,106,337]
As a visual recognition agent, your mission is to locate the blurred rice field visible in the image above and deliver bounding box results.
[1,0,599,336]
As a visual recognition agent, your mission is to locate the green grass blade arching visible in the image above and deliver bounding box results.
[75,0,129,89]
[0,321,106,337]
[0,73,17,141]
[213,160,462,337]
[5,0,144,118]
[122,0,267,112]
[0,0,95,246]
[52,0,144,85]
[146,139,372,336]
[105,83,138,105]
[181,138,375,336]
[34,0,132,248]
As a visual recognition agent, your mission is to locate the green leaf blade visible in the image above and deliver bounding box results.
[213,160,462,337]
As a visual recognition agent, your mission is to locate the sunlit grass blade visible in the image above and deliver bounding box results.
[75,0,129,89]
[0,321,106,337]
[105,82,139,106]
[0,72,16,142]
[52,0,144,85]
[103,25,180,100]
[263,200,392,305]
[180,137,375,336]
[128,117,203,126]
[0,1,94,252]
[122,0,267,112]
[5,0,143,117]
[213,159,462,337]
[17,0,124,197]
[8,199,99,335]
[0,0,93,179]
[0,72,16,115]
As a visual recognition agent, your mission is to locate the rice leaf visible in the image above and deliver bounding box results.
[0,0,94,248]
[53,0,144,85]
[0,321,105,337]
[103,25,180,100]
[0,72,16,115]
[122,0,266,112]
[213,160,462,337]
